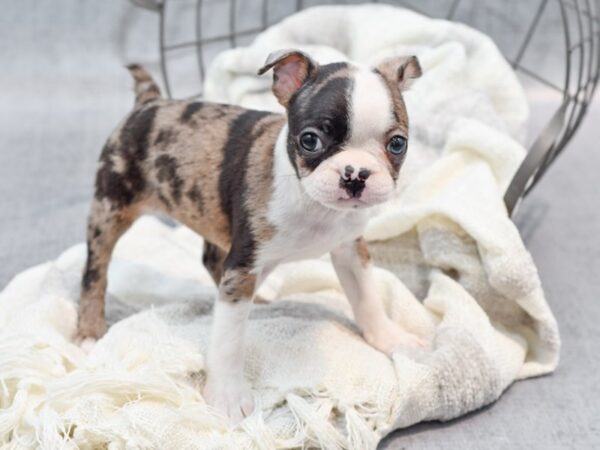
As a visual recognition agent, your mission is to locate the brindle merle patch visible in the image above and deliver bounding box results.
[95,105,158,209]
[180,102,204,123]
[154,128,178,147]
[218,109,275,269]
[155,154,184,204]
[82,246,100,291]
[138,85,161,105]
[187,184,205,215]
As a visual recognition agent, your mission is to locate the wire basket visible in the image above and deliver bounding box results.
[133,0,600,216]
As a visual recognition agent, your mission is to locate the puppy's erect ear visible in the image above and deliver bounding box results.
[376,55,422,91]
[257,49,317,107]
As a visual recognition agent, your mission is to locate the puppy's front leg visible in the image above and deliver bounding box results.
[204,266,256,423]
[331,238,425,355]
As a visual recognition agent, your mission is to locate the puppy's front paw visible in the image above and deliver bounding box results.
[203,377,255,424]
[363,320,427,356]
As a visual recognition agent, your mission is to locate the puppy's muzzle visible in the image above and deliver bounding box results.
[340,165,371,198]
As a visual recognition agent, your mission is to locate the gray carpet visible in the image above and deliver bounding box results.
[0,1,598,448]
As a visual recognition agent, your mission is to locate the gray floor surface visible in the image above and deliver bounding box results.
[0,1,598,449]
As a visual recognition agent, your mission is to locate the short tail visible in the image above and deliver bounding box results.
[126,64,162,107]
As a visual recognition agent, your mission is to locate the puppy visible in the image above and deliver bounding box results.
[78,49,423,423]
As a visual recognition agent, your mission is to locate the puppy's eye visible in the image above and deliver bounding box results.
[387,135,407,155]
[299,132,323,153]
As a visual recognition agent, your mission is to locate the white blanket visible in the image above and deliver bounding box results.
[0,5,559,449]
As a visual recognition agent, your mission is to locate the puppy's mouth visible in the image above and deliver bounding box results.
[320,196,373,211]
[336,197,370,208]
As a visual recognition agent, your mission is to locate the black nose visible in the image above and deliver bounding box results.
[339,169,365,198]
[340,177,365,198]
[340,166,371,198]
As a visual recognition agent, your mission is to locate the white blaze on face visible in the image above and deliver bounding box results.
[349,67,395,146]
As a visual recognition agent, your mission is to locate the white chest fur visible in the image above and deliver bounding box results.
[259,193,368,266]
[255,126,370,269]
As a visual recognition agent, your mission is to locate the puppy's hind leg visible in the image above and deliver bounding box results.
[78,199,137,342]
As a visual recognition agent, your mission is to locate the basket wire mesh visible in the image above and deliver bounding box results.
[133,0,600,216]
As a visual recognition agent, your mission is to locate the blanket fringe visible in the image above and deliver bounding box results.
[286,394,346,450]
[240,404,278,450]
[0,390,27,442]
[345,408,378,450]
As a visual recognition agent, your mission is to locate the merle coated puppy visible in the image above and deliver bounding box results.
[78,49,423,422]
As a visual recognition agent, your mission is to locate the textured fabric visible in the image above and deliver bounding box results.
[0,5,559,449]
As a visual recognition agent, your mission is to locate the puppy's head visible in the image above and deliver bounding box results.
[258,49,421,210]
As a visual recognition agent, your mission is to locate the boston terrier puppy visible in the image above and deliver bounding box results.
[78,49,423,423]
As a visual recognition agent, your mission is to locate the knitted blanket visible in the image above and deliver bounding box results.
[0,5,559,449]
